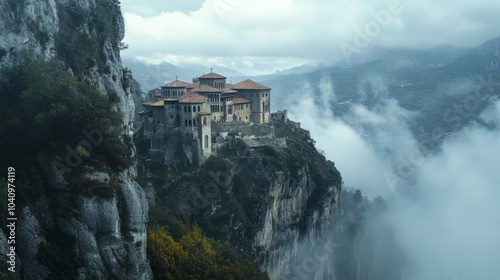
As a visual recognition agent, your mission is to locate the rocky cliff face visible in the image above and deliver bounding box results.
[139,117,401,279]
[0,0,151,278]
[16,168,151,279]
[0,0,134,129]
[139,120,344,279]
[254,164,340,280]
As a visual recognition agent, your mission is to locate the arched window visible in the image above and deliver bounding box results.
[204,135,209,148]
[193,106,196,112]
[188,106,191,113]
[193,119,196,126]
[198,106,201,112]
[189,120,192,126]
[203,117,207,125]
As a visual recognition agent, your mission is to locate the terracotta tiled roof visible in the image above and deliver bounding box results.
[151,100,165,107]
[233,97,252,104]
[222,87,238,94]
[231,79,271,90]
[193,84,223,93]
[198,72,226,79]
[161,79,194,88]
[179,93,206,103]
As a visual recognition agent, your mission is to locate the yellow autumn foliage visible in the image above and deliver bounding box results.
[147,225,269,280]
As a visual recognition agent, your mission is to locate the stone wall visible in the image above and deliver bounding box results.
[212,122,275,137]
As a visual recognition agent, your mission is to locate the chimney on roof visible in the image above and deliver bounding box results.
[210,68,213,73]
[176,75,178,80]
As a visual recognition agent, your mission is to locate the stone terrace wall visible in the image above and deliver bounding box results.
[212,122,275,137]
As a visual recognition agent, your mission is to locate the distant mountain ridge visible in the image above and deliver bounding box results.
[445,36,500,74]
[262,36,500,147]
[122,57,244,91]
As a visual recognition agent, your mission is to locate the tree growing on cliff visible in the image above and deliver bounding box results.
[147,225,269,280]
[0,54,132,202]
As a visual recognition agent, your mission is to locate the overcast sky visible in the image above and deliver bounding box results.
[120,0,500,75]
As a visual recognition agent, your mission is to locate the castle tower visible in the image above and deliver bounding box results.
[178,93,207,141]
[231,79,271,124]
[193,84,223,122]
[197,70,227,89]
[160,79,194,98]
[198,112,212,163]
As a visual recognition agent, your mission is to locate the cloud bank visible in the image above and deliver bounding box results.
[121,0,500,74]
[283,74,500,279]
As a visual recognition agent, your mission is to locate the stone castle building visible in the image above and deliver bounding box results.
[140,70,271,165]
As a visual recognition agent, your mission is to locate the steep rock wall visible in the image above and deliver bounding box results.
[0,0,151,278]
[0,0,134,131]
[144,120,343,279]
[254,166,340,280]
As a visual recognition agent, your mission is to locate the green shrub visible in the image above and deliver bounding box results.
[147,225,269,280]
[74,177,115,199]
[55,1,120,76]
[0,54,131,202]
